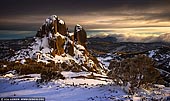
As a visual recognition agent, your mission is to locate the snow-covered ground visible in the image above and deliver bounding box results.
[97,56,112,67]
[0,72,169,101]
[0,72,128,101]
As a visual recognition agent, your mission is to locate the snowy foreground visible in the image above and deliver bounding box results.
[0,72,170,101]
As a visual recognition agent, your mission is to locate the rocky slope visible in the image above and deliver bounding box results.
[9,15,105,73]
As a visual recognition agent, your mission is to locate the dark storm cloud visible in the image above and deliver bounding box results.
[0,0,169,16]
[0,0,170,31]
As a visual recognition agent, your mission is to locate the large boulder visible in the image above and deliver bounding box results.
[74,24,87,47]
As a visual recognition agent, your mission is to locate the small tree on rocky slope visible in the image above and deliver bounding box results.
[108,55,164,93]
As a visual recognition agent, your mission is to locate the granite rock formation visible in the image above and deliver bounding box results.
[11,15,105,73]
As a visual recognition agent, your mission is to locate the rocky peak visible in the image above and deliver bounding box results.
[11,15,105,73]
[36,15,67,37]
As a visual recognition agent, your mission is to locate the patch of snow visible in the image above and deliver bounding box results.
[148,50,156,58]
[87,60,94,67]
[4,73,15,78]
[154,84,165,89]
[76,24,82,32]
[40,36,49,51]
[6,70,17,75]
[3,65,7,68]
[45,18,51,25]
[132,96,142,101]
[50,15,57,21]
[76,44,85,50]
[20,59,26,64]
[48,32,53,39]
[68,33,74,36]
[97,56,113,67]
[59,20,64,24]
[76,24,81,27]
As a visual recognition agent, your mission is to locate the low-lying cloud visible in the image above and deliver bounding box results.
[88,32,170,43]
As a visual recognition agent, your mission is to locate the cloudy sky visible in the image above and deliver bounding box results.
[0,0,170,40]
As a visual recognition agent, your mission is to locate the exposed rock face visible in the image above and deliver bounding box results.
[55,35,65,55]
[36,15,67,37]
[57,20,67,36]
[11,15,104,73]
[36,16,68,56]
[65,41,74,56]
[74,24,87,47]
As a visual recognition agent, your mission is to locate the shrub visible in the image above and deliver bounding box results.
[108,55,164,92]
[40,70,65,83]
[0,60,66,83]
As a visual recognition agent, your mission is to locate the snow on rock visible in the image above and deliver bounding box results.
[49,15,57,22]
[3,70,17,78]
[148,50,157,58]
[76,44,85,50]
[154,84,165,89]
[75,24,82,32]
[20,59,26,64]
[4,73,15,78]
[68,32,74,36]
[59,20,65,24]
[2,65,7,68]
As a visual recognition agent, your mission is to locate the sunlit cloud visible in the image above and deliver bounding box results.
[89,32,170,43]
